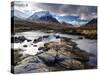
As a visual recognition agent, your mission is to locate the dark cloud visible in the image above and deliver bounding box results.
[13,1,97,20]
[35,3,97,20]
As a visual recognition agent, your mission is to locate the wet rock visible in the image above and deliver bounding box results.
[61,37,71,42]
[13,36,27,43]
[27,39,32,42]
[44,43,49,47]
[59,59,84,69]
[85,35,97,40]
[33,39,38,43]
[43,35,49,38]
[23,45,28,47]
[33,37,42,43]
[54,35,60,39]
[38,47,44,50]
[38,47,49,51]
[38,37,43,41]
[78,36,83,39]
[33,45,37,47]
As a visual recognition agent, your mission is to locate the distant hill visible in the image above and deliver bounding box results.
[61,21,73,27]
[83,18,97,27]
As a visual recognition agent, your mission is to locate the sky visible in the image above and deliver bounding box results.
[12,1,97,25]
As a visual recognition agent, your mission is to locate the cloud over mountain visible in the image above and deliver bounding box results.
[12,1,97,25]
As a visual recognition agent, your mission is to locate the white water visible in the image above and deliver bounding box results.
[12,31,61,55]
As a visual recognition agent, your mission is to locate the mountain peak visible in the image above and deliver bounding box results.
[28,10,59,23]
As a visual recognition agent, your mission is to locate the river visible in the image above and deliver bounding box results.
[12,30,97,65]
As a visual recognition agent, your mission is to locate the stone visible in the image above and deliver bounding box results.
[38,52,56,66]
[33,45,37,47]
[13,36,27,43]
[23,45,28,47]
[33,37,42,43]
[78,36,83,39]
[27,39,32,42]
[59,59,84,69]
[43,35,49,38]
[14,56,49,74]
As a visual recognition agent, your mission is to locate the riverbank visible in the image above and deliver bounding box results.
[12,20,97,40]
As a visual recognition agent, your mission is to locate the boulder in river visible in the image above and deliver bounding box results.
[33,37,42,43]
[78,36,83,39]
[27,39,32,42]
[12,36,27,43]
[23,45,28,47]
[43,35,49,38]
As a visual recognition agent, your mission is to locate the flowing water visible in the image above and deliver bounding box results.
[12,30,97,65]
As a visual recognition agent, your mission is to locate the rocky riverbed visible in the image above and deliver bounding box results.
[11,33,96,74]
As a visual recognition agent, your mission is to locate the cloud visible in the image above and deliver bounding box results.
[12,1,97,21]
[35,3,97,20]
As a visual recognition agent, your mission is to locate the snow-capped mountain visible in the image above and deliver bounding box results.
[55,15,88,25]
[55,15,80,22]
[28,10,59,23]
[12,8,88,26]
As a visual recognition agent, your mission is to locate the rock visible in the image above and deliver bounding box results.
[38,53,55,66]
[61,37,71,42]
[23,45,28,47]
[71,49,90,62]
[33,45,37,47]
[13,36,27,43]
[20,56,43,64]
[43,35,49,38]
[12,36,95,73]
[38,47,44,50]
[78,36,83,39]
[38,49,57,66]
[44,43,49,47]
[59,59,84,69]
[33,37,42,43]
[14,56,49,74]
[38,47,49,51]
[12,49,24,66]
[85,35,97,40]
[38,37,43,41]
[54,35,60,39]
[33,39,38,43]
[27,39,32,42]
